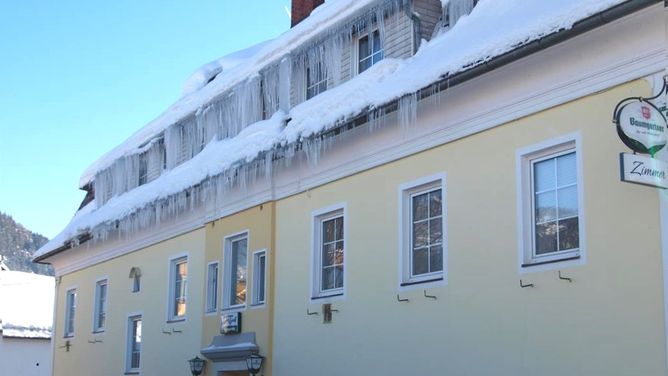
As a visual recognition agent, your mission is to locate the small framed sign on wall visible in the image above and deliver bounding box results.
[221,312,241,335]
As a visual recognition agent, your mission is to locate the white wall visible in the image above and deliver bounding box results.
[0,336,52,376]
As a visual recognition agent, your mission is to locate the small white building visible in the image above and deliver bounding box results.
[0,267,54,376]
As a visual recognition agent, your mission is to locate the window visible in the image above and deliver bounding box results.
[251,250,267,306]
[518,134,584,269]
[358,29,383,74]
[129,267,141,293]
[126,315,142,373]
[138,152,148,186]
[205,262,219,313]
[168,256,188,321]
[223,233,248,309]
[306,63,327,100]
[312,205,346,299]
[399,175,446,286]
[93,279,108,332]
[64,288,76,337]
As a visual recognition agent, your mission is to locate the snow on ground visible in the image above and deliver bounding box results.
[0,271,54,339]
[38,0,629,259]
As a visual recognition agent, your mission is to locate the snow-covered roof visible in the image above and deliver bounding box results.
[0,271,54,339]
[78,0,384,188]
[37,0,632,260]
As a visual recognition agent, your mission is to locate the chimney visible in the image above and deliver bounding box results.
[291,0,325,27]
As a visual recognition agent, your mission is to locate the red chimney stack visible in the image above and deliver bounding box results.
[291,0,325,27]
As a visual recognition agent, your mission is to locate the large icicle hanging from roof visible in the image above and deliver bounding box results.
[448,0,475,28]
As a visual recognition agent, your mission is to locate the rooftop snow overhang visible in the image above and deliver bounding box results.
[35,0,664,263]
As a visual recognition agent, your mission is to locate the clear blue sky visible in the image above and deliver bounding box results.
[0,1,290,238]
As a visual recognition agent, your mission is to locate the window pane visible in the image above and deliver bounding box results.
[413,221,428,248]
[258,255,266,303]
[359,58,371,74]
[557,153,577,186]
[322,267,335,291]
[557,186,578,219]
[372,51,384,64]
[335,241,344,265]
[358,35,370,60]
[412,248,429,276]
[412,193,428,221]
[372,31,381,53]
[174,261,187,317]
[322,242,337,267]
[429,189,442,217]
[535,191,557,222]
[534,158,555,192]
[233,240,247,306]
[535,221,558,255]
[334,217,344,240]
[430,245,443,273]
[335,265,344,289]
[323,219,336,243]
[429,218,442,245]
[558,217,579,251]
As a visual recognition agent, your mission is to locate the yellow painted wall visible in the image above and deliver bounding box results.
[52,229,206,376]
[272,79,667,376]
[201,204,275,376]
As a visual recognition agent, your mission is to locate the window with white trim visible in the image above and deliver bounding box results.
[357,29,383,74]
[519,138,583,267]
[312,206,345,298]
[64,288,76,337]
[251,250,267,306]
[400,177,445,285]
[93,279,108,332]
[168,256,188,321]
[126,315,142,373]
[205,262,219,313]
[306,63,327,100]
[223,233,248,309]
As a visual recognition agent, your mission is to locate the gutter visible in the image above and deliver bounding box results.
[35,0,662,265]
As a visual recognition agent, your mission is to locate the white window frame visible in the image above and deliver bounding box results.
[167,254,188,322]
[355,28,384,75]
[306,63,328,100]
[92,277,108,333]
[516,132,586,273]
[205,261,219,315]
[398,173,447,290]
[310,203,347,301]
[223,231,249,311]
[251,249,268,307]
[64,287,77,338]
[125,313,143,374]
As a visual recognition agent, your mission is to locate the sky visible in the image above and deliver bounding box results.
[0,1,290,239]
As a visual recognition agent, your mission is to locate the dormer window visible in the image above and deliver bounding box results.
[358,29,383,74]
[306,63,327,100]
[138,152,148,186]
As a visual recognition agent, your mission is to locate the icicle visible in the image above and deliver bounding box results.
[448,0,474,27]
[398,93,418,129]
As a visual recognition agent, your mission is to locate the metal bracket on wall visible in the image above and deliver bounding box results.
[306,309,319,316]
[396,294,409,303]
[59,340,72,352]
[87,338,103,344]
[161,328,172,335]
[558,270,573,283]
[423,290,437,300]
[322,303,338,323]
[172,327,183,333]
[519,280,534,288]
